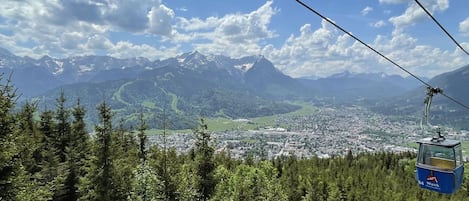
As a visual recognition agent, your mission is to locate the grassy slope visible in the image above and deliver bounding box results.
[112,81,133,105]
[206,102,316,131]
[142,102,315,135]
[167,91,181,114]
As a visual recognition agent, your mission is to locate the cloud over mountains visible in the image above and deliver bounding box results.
[0,0,467,79]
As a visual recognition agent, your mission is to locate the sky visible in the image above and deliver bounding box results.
[0,0,468,78]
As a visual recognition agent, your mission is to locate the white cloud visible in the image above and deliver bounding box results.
[460,18,469,36]
[379,0,411,4]
[177,7,188,12]
[259,17,467,79]
[177,17,220,31]
[108,41,179,60]
[260,20,358,78]
[389,4,425,32]
[361,6,373,16]
[147,4,175,36]
[85,34,113,50]
[370,20,386,28]
[389,0,449,33]
[175,0,277,58]
[0,0,176,59]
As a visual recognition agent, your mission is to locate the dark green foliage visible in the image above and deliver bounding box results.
[192,89,301,118]
[0,74,20,200]
[193,118,216,200]
[148,146,179,201]
[110,119,139,200]
[137,111,148,162]
[3,90,469,201]
[16,102,41,174]
[54,91,71,162]
[62,99,90,201]
[38,109,61,184]
[87,101,114,201]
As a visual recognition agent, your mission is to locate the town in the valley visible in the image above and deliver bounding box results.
[148,105,469,159]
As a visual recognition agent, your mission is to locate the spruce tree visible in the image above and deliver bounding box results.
[193,117,216,201]
[62,99,90,201]
[0,74,52,200]
[111,118,138,201]
[38,109,60,184]
[133,111,154,200]
[91,102,114,201]
[54,91,71,163]
[0,74,20,200]
[137,111,148,163]
[16,102,41,174]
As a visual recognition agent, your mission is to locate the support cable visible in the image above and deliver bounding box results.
[414,0,469,56]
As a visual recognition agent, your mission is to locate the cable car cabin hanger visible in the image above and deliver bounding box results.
[415,87,464,194]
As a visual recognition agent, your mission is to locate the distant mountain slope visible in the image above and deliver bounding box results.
[32,52,302,129]
[0,64,62,97]
[428,65,469,105]
[1,47,422,101]
[299,71,424,100]
[371,64,469,129]
[244,57,306,99]
[4,46,466,129]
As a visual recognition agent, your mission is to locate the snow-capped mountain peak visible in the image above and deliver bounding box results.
[176,51,210,68]
[234,63,255,72]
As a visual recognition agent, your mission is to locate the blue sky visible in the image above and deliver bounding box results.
[0,0,468,78]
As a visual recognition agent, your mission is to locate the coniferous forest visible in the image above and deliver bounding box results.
[2,76,469,201]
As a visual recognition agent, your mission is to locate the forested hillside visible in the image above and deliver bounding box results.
[1,76,469,201]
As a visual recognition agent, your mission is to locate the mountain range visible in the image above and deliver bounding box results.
[1,47,467,129]
[371,64,469,129]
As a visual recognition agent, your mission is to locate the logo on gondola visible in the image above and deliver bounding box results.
[426,174,440,189]
[427,175,438,183]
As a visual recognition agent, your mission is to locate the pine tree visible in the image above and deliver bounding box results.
[193,117,216,201]
[148,109,179,201]
[91,102,114,201]
[62,99,90,201]
[149,147,178,201]
[0,74,53,200]
[38,109,60,184]
[131,162,163,201]
[0,73,20,200]
[158,109,179,201]
[134,111,152,200]
[137,111,148,163]
[175,163,199,201]
[54,91,71,163]
[111,118,138,201]
[16,102,42,175]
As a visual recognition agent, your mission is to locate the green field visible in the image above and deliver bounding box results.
[113,81,133,105]
[143,102,316,135]
[145,128,192,135]
[205,102,316,132]
[167,91,180,114]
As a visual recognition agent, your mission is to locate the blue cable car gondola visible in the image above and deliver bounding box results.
[415,87,464,194]
[415,133,464,194]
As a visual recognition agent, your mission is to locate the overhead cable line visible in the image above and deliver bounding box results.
[295,0,469,111]
[295,0,430,87]
[414,0,469,56]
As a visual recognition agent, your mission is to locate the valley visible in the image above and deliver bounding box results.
[147,104,469,159]
[1,47,468,137]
